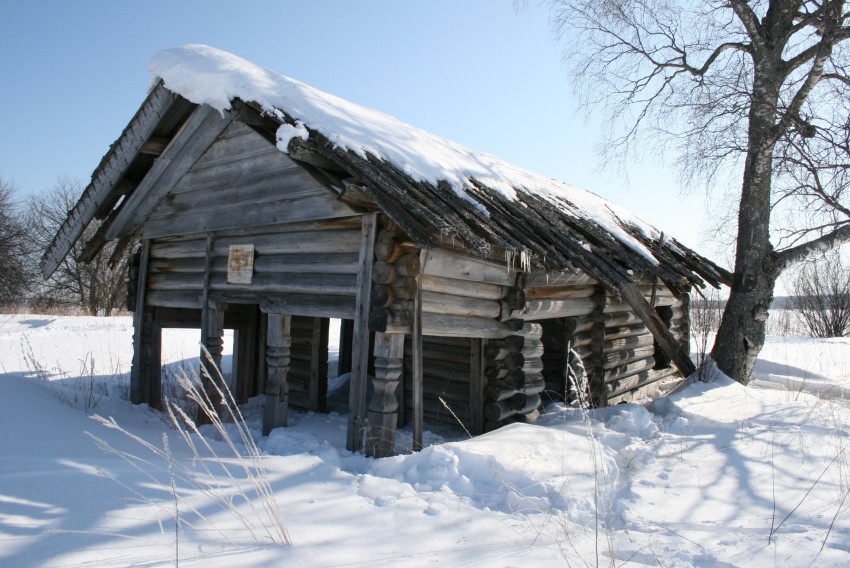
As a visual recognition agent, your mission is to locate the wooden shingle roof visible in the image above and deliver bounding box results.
[43,45,730,295]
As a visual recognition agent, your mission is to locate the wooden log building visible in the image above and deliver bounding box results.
[42,46,729,457]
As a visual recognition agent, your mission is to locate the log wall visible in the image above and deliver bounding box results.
[402,335,474,429]
[145,218,362,317]
[526,271,689,407]
[141,122,356,239]
[287,316,329,412]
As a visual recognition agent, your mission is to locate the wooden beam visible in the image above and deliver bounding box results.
[367,332,405,457]
[288,138,346,173]
[263,313,292,434]
[347,214,377,452]
[469,338,486,435]
[42,83,176,278]
[420,248,515,286]
[616,282,696,378]
[140,136,171,156]
[130,240,151,405]
[104,104,233,242]
[411,251,424,451]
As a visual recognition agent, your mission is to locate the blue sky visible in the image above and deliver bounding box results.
[0,0,715,258]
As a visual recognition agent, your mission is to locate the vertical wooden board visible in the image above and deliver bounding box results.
[308,317,330,412]
[338,319,354,376]
[367,332,405,457]
[412,281,423,450]
[233,306,260,403]
[469,338,486,435]
[347,214,377,452]
[148,323,163,409]
[263,313,292,434]
[131,240,151,405]
[198,305,225,424]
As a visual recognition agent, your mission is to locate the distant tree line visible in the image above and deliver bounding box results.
[0,176,131,315]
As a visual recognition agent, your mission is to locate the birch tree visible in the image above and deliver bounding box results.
[546,0,850,383]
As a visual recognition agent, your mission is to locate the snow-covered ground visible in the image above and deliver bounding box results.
[1,315,849,567]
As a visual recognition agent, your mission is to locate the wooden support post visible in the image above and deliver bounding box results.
[347,213,378,452]
[367,332,405,457]
[411,270,423,451]
[198,304,225,424]
[234,306,260,403]
[130,240,152,405]
[309,317,330,412]
[148,322,162,408]
[469,338,486,435]
[263,312,292,435]
[338,319,354,376]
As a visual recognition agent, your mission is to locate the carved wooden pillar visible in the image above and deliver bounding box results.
[263,313,291,435]
[367,332,405,457]
[197,303,225,424]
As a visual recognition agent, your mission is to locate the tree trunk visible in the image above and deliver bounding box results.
[712,70,782,384]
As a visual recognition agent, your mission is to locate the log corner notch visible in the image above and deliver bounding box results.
[615,282,695,379]
[361,218,421,457]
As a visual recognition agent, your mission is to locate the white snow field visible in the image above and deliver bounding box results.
[1,314,849,567]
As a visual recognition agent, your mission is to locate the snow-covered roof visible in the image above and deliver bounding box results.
[147,45,724,290]
[44,45,728,291]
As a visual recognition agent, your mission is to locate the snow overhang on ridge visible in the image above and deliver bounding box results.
[148,44,666,266]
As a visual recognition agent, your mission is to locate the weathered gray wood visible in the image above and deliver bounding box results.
[150,252,361,275]
[421,290,502,319]
[421,313,522,339]
[421,248,515,286]
[420,274,506,300]
[144,194,357,239]
[263,313,292,435]
[607,367,680,402]
[310,318,329,412]
[513,297,597,320]
[41,83,176,278]
[130,240,152,405]
[525,285,597,300]
[233,306,260,403]
[485,394,541,422]
[469,338,486,435]
[106,104,234,241]
[603,333,655,352]
[603,324,650,342]
[145,290,202,309]
[139,121,357,238]
[199,233,214,337]
[601,356,656,383]
[150,228,362,259]
[615,282,696,379]
[601,345,656,370]
[198,304,225,425]
[525,270,597,288]
[348,214,377,452]
[257,293,355,320]
[412,253,424,450]
[367,332,405,458]
[147,272,358,296]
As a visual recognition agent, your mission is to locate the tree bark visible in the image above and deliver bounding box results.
[712,67,782,384]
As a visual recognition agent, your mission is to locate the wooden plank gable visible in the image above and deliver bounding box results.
[141,122,359,239]
[41,82,177,278]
